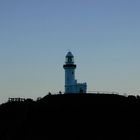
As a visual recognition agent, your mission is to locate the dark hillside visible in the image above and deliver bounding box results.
[0,94,140,140]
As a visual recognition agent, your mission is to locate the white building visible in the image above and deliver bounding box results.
[63,51,87,93]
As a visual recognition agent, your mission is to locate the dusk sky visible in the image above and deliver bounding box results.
[0,0,140,103]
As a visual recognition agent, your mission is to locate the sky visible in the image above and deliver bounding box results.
[0,0,140,103]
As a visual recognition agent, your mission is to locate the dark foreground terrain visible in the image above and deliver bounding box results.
[0,93,140,140]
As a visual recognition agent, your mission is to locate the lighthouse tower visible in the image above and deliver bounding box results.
[63,51,87,94]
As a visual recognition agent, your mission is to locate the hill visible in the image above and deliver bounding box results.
[0,93,140,140]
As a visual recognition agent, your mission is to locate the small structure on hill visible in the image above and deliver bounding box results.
[8,98,25,102]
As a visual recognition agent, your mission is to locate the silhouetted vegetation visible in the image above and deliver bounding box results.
[0,94,140,140]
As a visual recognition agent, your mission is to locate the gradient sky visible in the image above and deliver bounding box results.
[0,0,140,103]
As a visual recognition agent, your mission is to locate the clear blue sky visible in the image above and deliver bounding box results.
[0,0,140,103]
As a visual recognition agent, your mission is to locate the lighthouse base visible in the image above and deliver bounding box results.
[65,83,87,94]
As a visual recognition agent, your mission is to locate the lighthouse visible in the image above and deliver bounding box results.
[63,51,87,94]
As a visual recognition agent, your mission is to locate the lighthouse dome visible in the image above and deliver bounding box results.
[66,51,74,57]
[65,51,74,64]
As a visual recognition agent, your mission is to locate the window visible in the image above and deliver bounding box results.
[68,57,72,62]
[80,88,83,93]
[66,56,74,63]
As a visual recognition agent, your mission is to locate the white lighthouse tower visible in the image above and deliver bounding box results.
[63,51,87,94]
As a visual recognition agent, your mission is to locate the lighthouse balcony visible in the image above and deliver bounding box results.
[63,64,76,68]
